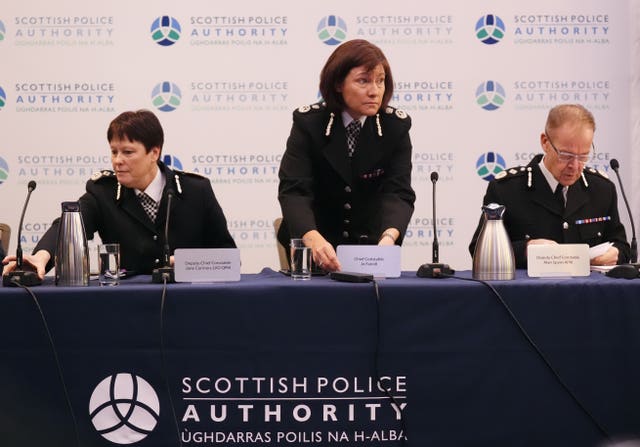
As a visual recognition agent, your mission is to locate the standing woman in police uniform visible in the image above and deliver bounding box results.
[2,109,236,278]
[277,39,416,272]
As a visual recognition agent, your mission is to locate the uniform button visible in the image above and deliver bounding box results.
[562,222,569,230]
[344,203,351,210]
[342,231,349,238]
[155,258,160,264]
[525,234,530,240]
[344,186,352,193]
[344,219,350,225]
[153,235,158,241]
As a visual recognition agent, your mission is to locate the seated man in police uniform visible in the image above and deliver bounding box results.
[2,109,236,278]
[469,103,630,268]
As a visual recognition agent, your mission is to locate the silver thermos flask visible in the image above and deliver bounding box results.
[55,201,90,286]
[472,203,515,281]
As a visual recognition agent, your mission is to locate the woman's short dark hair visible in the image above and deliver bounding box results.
[107,109,164,154]
[319,39,394,112]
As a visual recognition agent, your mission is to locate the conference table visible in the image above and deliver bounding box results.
[1,269,639,447]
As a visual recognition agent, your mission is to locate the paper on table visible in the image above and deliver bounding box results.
[590,264,616,273]
[589,241,613,259]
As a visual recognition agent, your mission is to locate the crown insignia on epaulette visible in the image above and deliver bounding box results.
[586,167,609,179]
[91,170,115,181]
[395,109,407,119]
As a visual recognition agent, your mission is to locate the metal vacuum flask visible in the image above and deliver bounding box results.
[55,201,90,286]
[472,203,515,281]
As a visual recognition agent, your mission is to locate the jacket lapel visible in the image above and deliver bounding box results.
[119,187,157,232]
[352,117,383,176]
[529,165,564,217]
[322,115,353,185]
[565,182,589,216]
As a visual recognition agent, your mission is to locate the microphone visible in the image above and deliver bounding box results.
[152,188,175,283]
[606,159,639,279]
[417,172,454,278]
[3,180,43,287]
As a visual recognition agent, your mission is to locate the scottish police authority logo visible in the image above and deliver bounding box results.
[89,373,160,444]
[162,154,183,170]
[404,216,455,248]
[317,15,347,45]
[513,79,610,110]
[475,14,505,44]
[189,15,288,46]
[152,82,182,112]
[151,16,181,46]
[0,86,6,110]
[190,80,288,112]
[0,20,6,42]
[14,16,114,46]
[476,152,506,181]
[354,15,454,45]
[475,81,505,111]
[15,82,115,113]
[0,157,9,185]
[393,80,454,111]
[513,13,609,45]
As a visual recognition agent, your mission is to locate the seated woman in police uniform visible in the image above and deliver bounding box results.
[2,109,236,278]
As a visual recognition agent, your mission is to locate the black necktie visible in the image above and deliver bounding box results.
[346,120,361,157]
[554,184,566,208]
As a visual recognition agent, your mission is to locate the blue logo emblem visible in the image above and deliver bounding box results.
[151,82,182,112]
[162,154,183,170]
[0,156,9,185]
[476,152,506,181]
[317,15,347,45]
[0,20,6,42]
[150,16,181,46]
[475,14,506,45]
[0,85,6,110]
[475,81,506,111]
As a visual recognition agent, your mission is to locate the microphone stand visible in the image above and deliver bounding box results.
[152,191,175,283]
[417,172,454,278]
[606,159,640,278]
[3,181,42,287]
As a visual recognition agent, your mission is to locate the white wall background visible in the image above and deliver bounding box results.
[1,0,638,273]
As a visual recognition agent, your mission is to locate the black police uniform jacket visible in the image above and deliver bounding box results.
[277,102,416,249]
[35,162,236,274]
[469,154,630,268]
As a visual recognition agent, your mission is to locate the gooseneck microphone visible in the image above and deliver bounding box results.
[606,159,639,279]
[152,188,176,283]
[430,172,440,263]
[417,172,454,278]
[609,159,637,262]
[3,180,43,287]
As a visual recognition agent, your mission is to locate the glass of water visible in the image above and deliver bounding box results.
[289,238,312,280]
[98,243,120,286]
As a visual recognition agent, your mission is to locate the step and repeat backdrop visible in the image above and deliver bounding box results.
[1,0,637,273]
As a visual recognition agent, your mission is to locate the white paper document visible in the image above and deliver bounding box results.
[589,242,613,259]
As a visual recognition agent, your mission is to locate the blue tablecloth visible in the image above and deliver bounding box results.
[1,269,639,446]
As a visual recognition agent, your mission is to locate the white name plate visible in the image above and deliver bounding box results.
[527,244,590,277]
[337,245,401,278]
[174,248,241,282]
